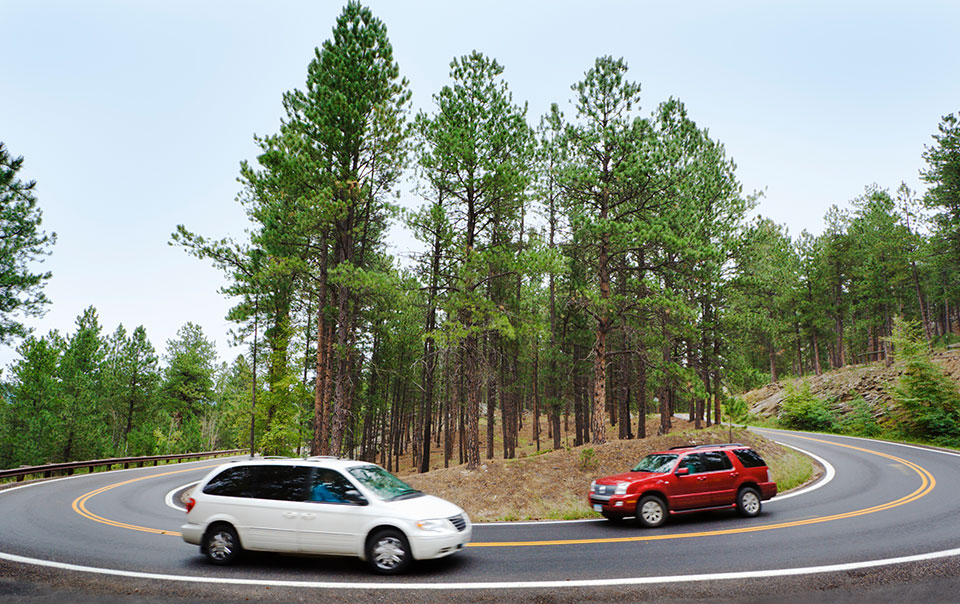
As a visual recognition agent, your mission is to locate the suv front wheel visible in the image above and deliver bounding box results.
[636,495,667,528]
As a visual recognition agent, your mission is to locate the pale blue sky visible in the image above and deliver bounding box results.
[2,0,958,367]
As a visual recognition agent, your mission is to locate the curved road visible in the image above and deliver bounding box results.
[3,429,960,602]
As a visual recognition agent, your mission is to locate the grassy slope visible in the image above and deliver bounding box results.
[401,419,814,522]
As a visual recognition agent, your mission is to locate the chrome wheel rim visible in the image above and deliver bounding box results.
[208,530,235,562]
[373,536,405,570]
[641,500,664,524]
[741,491,760,514]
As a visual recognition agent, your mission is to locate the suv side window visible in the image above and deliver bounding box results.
[732,449,767,468]
[202,465,311,501]
[309,468,359,504]
[680,453,706,474]
[702,451,733,471]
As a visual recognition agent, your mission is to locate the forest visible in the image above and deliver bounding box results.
[2,2,959,471]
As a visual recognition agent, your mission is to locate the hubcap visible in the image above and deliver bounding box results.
[373,537,405,570]
[209,531,234,561]
[742,491,760,514]
[641,500,663,524]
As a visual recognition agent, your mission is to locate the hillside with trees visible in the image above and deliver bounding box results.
[2,2,959,470]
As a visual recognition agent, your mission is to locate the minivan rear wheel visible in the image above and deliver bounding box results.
[204,524,241,565]
[367,529,412,574]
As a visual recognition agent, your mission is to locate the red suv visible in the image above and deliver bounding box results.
[588,443,777,527]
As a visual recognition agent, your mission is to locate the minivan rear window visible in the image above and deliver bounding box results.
[203,465,311,501]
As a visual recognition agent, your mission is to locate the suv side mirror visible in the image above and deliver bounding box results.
[676,467,690,476]
[344,489,368,506]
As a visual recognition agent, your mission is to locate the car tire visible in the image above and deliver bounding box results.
[736,486,762,517]
[366,528,412,575]
[635,495,667,528]
[203,524,242,565]
[602,511,625,523]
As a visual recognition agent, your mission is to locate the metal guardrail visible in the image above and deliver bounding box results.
[0,449,247,483]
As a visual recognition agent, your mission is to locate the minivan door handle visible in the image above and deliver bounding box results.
[282,511,297,519]
[301,513,316,520]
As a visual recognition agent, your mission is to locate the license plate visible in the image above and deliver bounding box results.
[593,504,602,512]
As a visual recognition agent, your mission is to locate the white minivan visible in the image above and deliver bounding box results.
[181,457,471,574]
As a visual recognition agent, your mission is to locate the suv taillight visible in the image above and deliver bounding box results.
[185,497,196,513]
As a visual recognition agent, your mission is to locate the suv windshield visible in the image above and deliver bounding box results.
[348,465,423,501]
[632,453,678,473]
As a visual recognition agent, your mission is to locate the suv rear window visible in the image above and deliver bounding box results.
[203,465,311,501]
[732,449,767,468]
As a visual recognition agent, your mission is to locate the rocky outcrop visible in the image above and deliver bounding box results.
[745,349,960,418]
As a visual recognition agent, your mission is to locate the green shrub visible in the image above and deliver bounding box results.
[722,396,749,421]
[779,382,837,432]
[578,447,598,471]
[838,397,882,437]
[888,317,960,446]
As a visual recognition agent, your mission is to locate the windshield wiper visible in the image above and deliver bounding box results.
[389,488,423,501]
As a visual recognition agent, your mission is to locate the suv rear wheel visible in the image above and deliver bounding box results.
[736,486,762,517]
[636,495,667,528]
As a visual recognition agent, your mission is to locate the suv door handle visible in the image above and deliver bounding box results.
[283,511,298,519]
[697,476,706,481]
[301,513,316,520]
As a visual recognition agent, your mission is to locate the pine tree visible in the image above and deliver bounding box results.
[0,142,56,342]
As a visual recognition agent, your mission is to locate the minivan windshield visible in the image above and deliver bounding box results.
[348,465,423,501]
[632,453,678,473]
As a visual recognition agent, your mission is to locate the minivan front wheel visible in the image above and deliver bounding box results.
[204,524,241,565]
[367,529,412,574]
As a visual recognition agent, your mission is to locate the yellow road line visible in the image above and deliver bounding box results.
[72,464,221,537]
[71,435,934,548]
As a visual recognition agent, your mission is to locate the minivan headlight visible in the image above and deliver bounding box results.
[614,482,629,495]
[590,481,597,492]
[416,518,447,532]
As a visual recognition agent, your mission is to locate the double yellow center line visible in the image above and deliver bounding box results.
[72,436,935,547]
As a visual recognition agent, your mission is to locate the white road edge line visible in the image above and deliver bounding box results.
[164,482,197,512]
[2,547,960,590]
[768,442,835,502]
[483,441,835,526]
[0,438,952,589]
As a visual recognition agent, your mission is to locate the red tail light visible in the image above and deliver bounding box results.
[185,497,196,513]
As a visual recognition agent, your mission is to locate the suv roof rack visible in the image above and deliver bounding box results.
[668,443,745,450]
[305,455,341,461]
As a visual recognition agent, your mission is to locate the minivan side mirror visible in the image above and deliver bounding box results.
[344,489,368,506]
[676,466,690,476]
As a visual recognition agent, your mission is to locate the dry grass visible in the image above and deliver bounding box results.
[401,417,815,522]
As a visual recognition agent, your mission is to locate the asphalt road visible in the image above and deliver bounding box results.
[3,429,960,602]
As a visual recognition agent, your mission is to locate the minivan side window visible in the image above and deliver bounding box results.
[203,465,311,501]
[732,449,767,468]
[309,468,358,504]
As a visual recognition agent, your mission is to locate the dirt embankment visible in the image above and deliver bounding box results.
[402,421,802,522]
[745,349,960,418]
